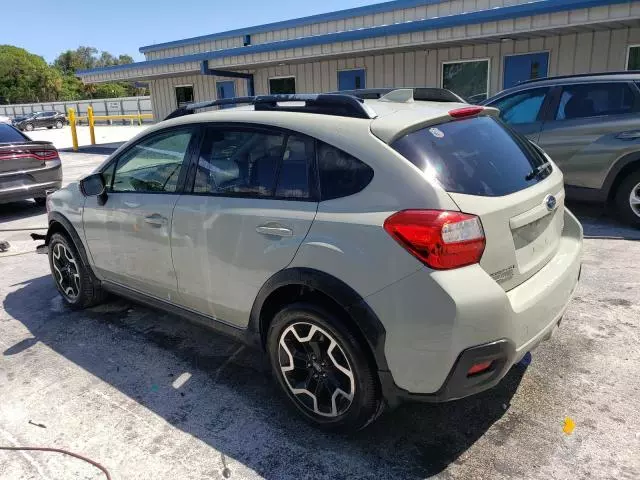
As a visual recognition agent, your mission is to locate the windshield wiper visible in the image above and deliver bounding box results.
[525,162,551,181]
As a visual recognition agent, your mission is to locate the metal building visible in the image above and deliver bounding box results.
[78,0,640,120]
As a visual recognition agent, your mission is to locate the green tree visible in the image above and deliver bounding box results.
[0,45,61,103]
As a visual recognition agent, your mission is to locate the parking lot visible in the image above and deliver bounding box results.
[1,147,639,480]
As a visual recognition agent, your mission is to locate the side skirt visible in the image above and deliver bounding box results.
[101,281,261,347]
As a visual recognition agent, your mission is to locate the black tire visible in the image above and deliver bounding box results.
[267,302,383,433]
[614,169,640,227]
[24,123,34,132]
[55,120,63,129]
[34,197,46,206]
[48,232,105,310]
[47,126,53,129]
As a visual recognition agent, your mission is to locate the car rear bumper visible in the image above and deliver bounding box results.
[366,208,583,404]
[0,161,62,203]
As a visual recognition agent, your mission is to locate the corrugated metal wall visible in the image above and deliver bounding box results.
[149,74,249,120]
[145,0,536,60]
[253,27,640,95]
[147,26,640,121]
[82,3,640,85]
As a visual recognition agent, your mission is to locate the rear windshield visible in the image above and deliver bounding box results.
[391,116,551,197]
[0,124,29,144]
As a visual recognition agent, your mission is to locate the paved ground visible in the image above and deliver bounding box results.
[1,154,639,480]
[27,125,148,151]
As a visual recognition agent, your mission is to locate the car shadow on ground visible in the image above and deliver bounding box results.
[0,200,46,224]
[567,201,640,240]
[3,275,527,479]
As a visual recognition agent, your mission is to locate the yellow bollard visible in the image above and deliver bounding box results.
[68,108,79,152]
[87,106,96,145]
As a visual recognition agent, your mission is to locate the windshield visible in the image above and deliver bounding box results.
[391,116,551,197]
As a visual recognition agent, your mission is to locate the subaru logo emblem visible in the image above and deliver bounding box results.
[545,195,557,211]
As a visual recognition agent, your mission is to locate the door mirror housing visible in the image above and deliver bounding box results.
[80,173,106,197]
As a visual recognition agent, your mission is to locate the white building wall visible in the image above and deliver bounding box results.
[143,0,536,60]
[147,25,640,121]
[149,74,249,121]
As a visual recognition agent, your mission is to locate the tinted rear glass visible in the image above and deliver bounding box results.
[391,116,551,197]
[0,124,28,143]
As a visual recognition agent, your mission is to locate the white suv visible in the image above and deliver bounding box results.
[43,90,583,432]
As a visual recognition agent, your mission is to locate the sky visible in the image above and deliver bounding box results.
[1,0,378,63]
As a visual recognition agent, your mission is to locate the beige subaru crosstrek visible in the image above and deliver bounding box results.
[43,89,583,432]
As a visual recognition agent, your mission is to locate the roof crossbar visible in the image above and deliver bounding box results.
[164,93,376,120]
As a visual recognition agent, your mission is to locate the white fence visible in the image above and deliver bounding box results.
[0,96,153,124]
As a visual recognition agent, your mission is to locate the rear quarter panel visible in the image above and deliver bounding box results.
[290,134,459,299]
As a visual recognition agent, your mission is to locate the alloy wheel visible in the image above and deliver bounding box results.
[278,322,355,417]
[629,182,640,218]
[52,243,80,300]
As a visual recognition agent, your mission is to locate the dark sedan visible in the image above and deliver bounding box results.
[0,124,62,205]
[13,111,67,132]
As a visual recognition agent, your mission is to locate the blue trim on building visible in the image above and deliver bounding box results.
[139,0,442,53]
[79,0,632,77]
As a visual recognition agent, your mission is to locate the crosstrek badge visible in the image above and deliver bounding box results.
[429,127,444,138]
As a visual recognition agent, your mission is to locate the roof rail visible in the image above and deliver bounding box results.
[519,70,640,85]
[331,87,466,103]
[164,93,376,120]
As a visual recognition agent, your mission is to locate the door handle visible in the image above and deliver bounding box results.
[255,224,293,237]
[124,201,141,208]
[144,213,168,227]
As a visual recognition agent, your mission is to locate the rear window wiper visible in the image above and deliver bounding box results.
[525,162,551,181]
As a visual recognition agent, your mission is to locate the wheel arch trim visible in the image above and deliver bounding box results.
[248,267,389,371]
[46,212,98,282]
[602,151,640,200]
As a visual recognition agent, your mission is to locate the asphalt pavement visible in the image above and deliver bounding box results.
[0,152,639,480]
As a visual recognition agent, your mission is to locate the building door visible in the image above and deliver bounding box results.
[503,53,549,90]
[338,69,366,90]
[216,81,236,109]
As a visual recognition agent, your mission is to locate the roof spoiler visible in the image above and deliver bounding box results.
[330,88,466,103]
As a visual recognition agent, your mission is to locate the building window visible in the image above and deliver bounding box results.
[269,77,296,94]
[627,45,640,70]
[243,34,251,46]
[175,85,194,108]
[442,59,490,104]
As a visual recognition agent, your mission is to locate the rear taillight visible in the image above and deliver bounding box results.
[383,210,485,270]
[0,147,59,162]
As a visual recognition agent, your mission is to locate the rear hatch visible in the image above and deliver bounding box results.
[391,114,564,291]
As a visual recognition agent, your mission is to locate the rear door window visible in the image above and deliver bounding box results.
[555,82,635,120]
[391,116,551,197]
[317,143,374,200]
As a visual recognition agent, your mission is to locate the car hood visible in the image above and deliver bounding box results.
[13,116,33,122]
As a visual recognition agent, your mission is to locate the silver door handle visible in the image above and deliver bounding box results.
[255,225,293,237]
[124,201,141,208]
[144,214,168,227]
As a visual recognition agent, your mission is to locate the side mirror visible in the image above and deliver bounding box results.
[80,173,106,197]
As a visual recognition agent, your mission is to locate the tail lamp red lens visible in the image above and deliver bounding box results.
[448,106,484,118]
[383,210,485,270]
[0,148,59,162]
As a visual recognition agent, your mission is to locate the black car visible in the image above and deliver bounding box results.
[13,111,67,132]
[0,123,62,205]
